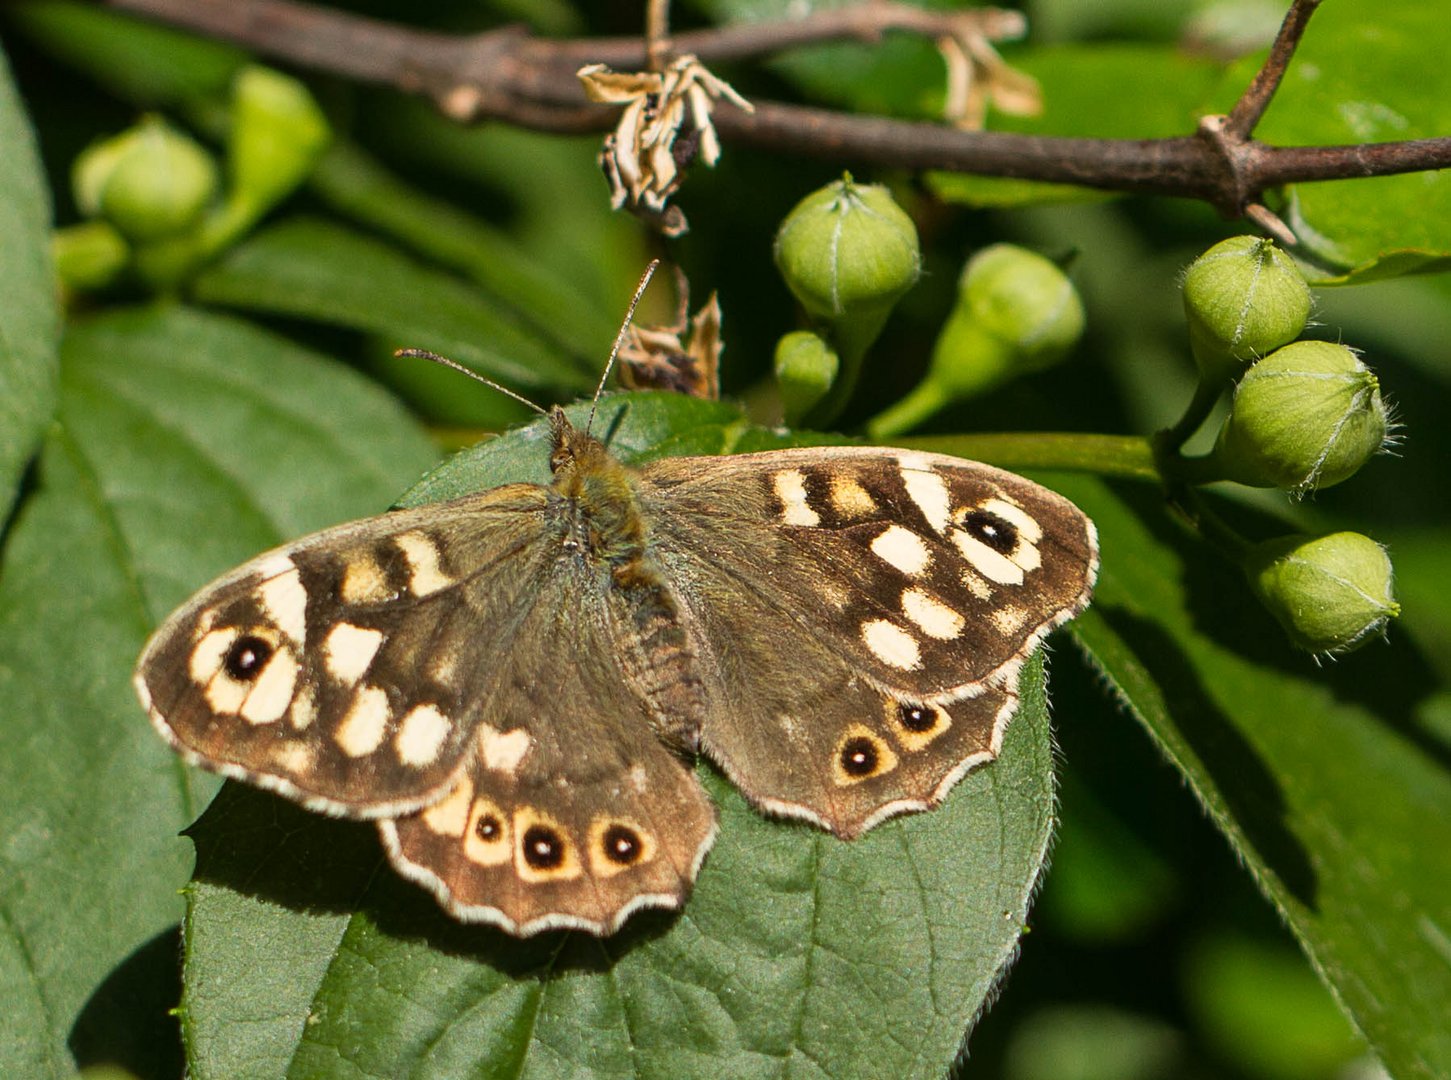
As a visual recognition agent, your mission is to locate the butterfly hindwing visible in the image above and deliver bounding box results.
[380,561,717,934]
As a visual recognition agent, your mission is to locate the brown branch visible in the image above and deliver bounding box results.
[1226,0,1321,138]
[100,0,1451,221]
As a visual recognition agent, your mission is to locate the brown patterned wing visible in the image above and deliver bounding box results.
[378,563,717,935]
[637,446,1097,837]
[134,485,554,818]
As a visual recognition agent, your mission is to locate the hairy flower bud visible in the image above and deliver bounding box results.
[867,245,1082,438]
[774,175,920,328]
[1246,532,1399,655]
[52,221,129,292]
[73,118,218,242]
[774,330,840,425]
[935,243,1084,394]
[228,66,330,215]
[1182,236,1311,382]
[1210,341,1389,492]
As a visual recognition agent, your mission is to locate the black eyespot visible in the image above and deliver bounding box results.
[475,813,503,843]
[962,509,1017,554]
[602,824,643,865]
[522,824,566,870]
[223,635,273,681]
[840,736,880,778]
[898,703,937,733]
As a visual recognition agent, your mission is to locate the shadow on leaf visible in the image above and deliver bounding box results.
[1095,604,1319,909]
[186,782,676,977]
[69,925,184,1080]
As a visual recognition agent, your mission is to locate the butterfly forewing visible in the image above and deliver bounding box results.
[637,446,1097,837]
[135,486,553,817]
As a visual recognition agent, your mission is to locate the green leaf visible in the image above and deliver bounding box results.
[0,305,436,1077]
[1238,0,1451,278]
[1057,475,1451,1080]
[309,141,621,368]
[191,217,592,395]
[10,0,244,109]
[0,42,59,513]
[178,394,1059,1078]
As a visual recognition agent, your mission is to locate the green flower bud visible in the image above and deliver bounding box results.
[1183,236,1311,382]
[938,243,1083,392]
[1210,341,1388,492]
[867,244,1083,438]
[1246,532,1399,655]
[227,66,331,217]
[774,330,840,426]
[73,118,218,242]
[774,175,920,327]
[52,221,129,292]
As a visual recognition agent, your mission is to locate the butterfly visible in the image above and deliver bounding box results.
[136,402,1097,936]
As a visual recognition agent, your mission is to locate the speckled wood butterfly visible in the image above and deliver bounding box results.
[138,300,1096,939]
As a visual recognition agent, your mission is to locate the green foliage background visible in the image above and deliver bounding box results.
[2,1,1449,1078]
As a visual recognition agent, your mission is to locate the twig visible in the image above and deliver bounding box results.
[100,0,1451,222]
[1226,0,1321,138]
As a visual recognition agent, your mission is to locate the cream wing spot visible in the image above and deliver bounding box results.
[829,475,878,518]
[256,558,307,645]
[901,588,965,641]
[772,469,820,526]
[289,681,317,730]
[395,704,452,766]
[899,465,951,533]
[480,726,532,773]
[335,686,390,757]
[190,627,239,684]
[339,553,393,604]
[238,648,299,724]
[953,531,1026,585]
[203,671,248,715]
[870,524,931,577]
[861,619,922,670]
[395,532,453,596]
[422,776,474,837]
[270,741,315,775]
[323,623,384,684]
[992,605,1028,634]
[983,497,1043,543]
[961,571,993,600]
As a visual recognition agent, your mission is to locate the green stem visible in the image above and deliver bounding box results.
[866,378,950,440]
[888,432,1158,481]
[1159,376,1225,453]
[1159,448,1232,487]
[1176,487,1254,561]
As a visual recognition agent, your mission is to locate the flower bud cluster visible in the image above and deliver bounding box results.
[57,66,330,292]
[773,175,920,425]
[1175,237,1400,655]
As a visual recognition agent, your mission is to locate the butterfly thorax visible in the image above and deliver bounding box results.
[545,408,706,752]
[547,409,651,580]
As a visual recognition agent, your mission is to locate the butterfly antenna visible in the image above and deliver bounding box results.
[586,259,660,436]
[394,349,548,415]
